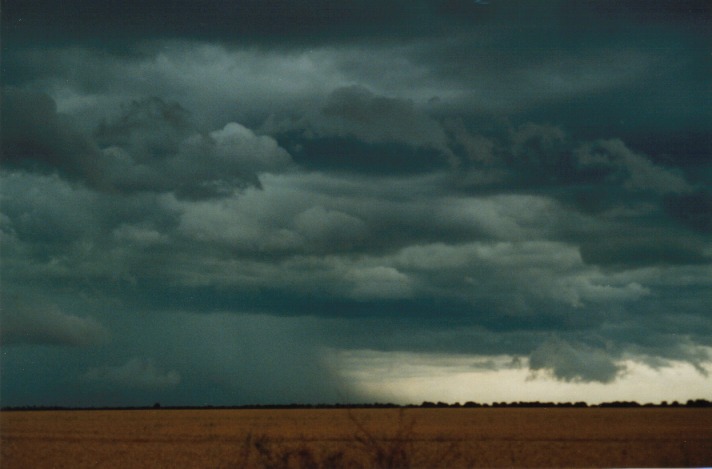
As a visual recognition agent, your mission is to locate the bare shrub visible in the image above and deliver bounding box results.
[238,432,353,469]
[234,409,464,469]
[349,408,415,469]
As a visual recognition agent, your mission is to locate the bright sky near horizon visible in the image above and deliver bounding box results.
[1,0,711,407]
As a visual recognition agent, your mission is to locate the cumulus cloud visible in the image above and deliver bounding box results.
[1,92,295,200]
[97,97,294,198]
[9,44,352,130]
[1,87,104,186]
[574,139,691,194]
[263,85,456,173]
[210,122,294,174]
[447,123,696,204]
[529,338,624,383]
[82,358,180,389]
[294,205,368,249]
[394,239,650,313]
[0,170,103,245]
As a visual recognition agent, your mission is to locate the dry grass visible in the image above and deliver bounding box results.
[2,407,711,468]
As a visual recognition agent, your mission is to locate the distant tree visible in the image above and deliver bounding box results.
[686,399,712,407]
[462,401,482,408]
[599,401,641,408]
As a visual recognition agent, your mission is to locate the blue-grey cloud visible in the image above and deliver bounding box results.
[529,338,623,383]
[1,300,108,347]
[1,87,104,186]
[82,358,180,390]
[1,0,710,406]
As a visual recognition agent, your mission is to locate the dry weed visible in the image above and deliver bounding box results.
[234,409,465,469]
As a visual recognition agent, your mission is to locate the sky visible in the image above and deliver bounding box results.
[1,0,711,407]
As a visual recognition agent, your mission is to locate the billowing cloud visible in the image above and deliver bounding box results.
[574,139,691,194]
[1,87,104,186]
[1,0,710,406]
[529,338,623,383]
[97,97,294,198]
[294,205,368,249]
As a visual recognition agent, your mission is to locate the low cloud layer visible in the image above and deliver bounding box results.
[1,301,108,347]
[1,0,710,406]
[82,358,180,390]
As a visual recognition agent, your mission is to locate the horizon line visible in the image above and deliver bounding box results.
[3,398,711,412]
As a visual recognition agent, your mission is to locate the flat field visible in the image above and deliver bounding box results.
[2,407,711,468]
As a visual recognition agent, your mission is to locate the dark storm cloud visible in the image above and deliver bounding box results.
[319,86,450,151]
[1,89,294,198]
[95,96,294,198]
[265,85,454,173]
[95,97,193,156]
[664,191,712,234]
[2,0,421,47]
[1,88,104,186]
[1,0,711,405]
[5,0,709,47]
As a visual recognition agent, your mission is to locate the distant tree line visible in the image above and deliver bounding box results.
[2,399,711,411]
[415,399,712,409]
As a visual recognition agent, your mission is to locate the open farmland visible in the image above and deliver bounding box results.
[2,407,711,468]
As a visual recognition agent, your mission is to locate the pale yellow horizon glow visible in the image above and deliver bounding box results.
[329,349,712,405]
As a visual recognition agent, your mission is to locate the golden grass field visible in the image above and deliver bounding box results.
[2,407,711,468]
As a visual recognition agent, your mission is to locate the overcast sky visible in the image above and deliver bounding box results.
[2,0,711,407]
